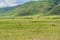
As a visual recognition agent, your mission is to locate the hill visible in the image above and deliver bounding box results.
[0,1,53,17]
[8,1,53,17]
[8,0,60,16]
[0,1,45,17]
[48,4,60,15]
[9,1,45,16]
[0,7,17,17]
[0,0,60,17]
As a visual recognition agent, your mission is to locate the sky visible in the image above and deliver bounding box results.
[0,0,32,8]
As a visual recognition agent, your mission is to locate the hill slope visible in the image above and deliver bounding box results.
[0,7,17,17]
[8,1,53,17]
[0,0,60,17]
[0,1,45,17]
[10,1,45,16]
[0,1,53,17]
[48,4,60,15]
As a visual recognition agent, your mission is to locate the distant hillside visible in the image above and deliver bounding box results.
[44,0,60,7]
[9,1,52,16]
[9,0,60,16]
[48,4,60,15]
[9,1,45,16]
[0,0,60,17]
[0,7,16,16]
[0,5,21,17]
[0,1,44,17]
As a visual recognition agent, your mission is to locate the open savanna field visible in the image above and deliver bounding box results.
[0,15,60,40]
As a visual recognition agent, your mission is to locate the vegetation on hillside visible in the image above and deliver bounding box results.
[0,0,60,17]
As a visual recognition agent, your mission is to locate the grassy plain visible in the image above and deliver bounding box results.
[0,15,60,40]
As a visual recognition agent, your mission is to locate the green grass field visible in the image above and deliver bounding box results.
[0,16,60,40]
